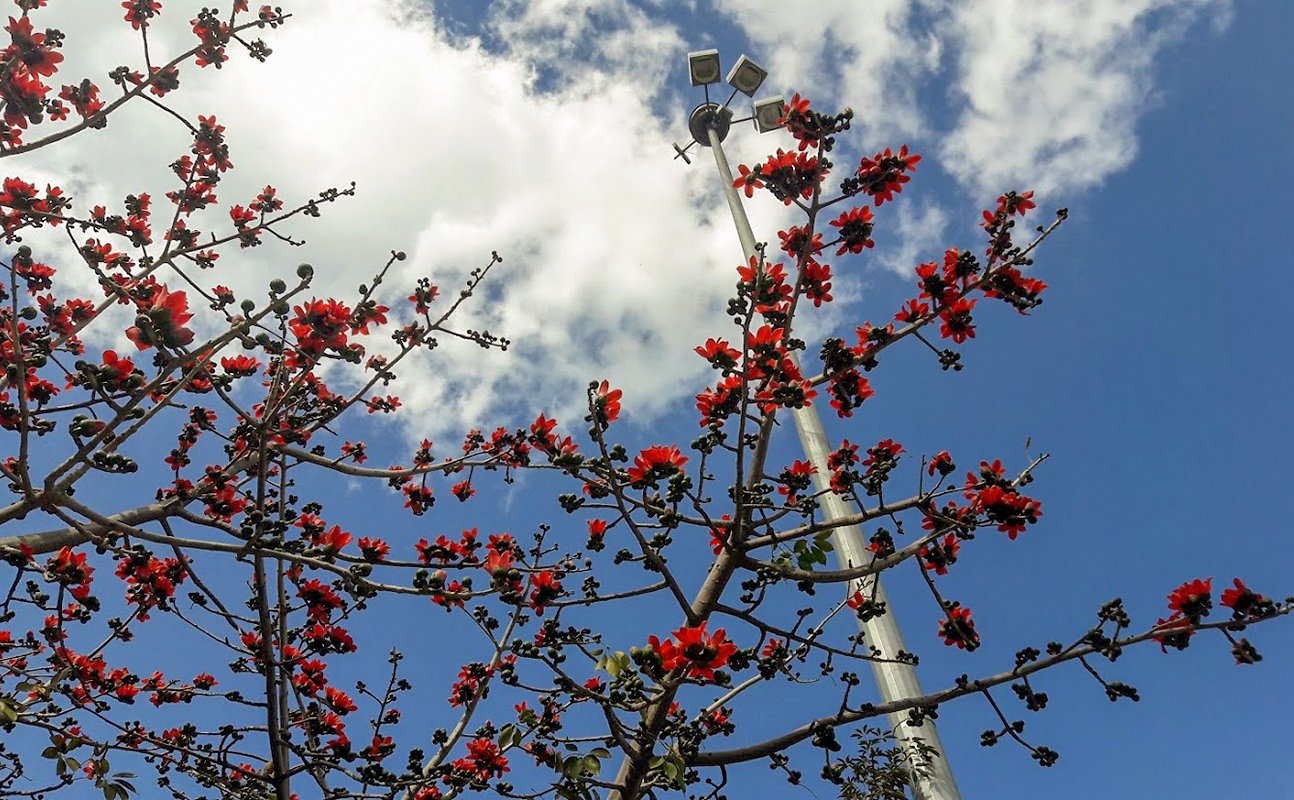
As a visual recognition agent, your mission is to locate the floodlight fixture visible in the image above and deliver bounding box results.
[753,94,786,133]
[687,49,721,86]
[725,54,767,96]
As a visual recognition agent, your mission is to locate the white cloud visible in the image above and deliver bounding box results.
[876,199,949,276]
[937,0,1231,196]
[711,0,943,142]
[714,0,1231,198]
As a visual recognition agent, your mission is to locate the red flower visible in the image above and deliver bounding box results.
[801,259,833,307]
[708,514,732,555]
[927,450,954,477]
[627,445,687,486]
[483,548,514,576]
[357,538,389,562]
[1220,578,1274,620]
[122,1,162,30]
[585,519,608,551]
[313,525,352,556]
[973,485,1041,539]
[695,338,740,370]
[853,145,921,205]
[778,225,823,257]
[938,604,978,650]
[863,439,904,467]
[452,737,509,782]
[591,379,622,426]
[938,297,977,344]
[1166,577,1212,623]
[830,205,875,255]
[997,190,1036,217]
[920,534,960,575]
[649,622,736,681]
[6,15,64,77]
[733,163,763,198]
[46,546,93,587]
[1153,613,1194,652]
[528,570,562,615]
[895,298,930,324]
[125,285,195,350]
[220,355,260,376]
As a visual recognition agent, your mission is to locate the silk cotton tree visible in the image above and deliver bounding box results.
[0,3,1288,800]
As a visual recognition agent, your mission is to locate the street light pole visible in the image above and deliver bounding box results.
[685,58,961,800]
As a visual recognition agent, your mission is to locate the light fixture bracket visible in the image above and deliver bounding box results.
[688,102,733,146]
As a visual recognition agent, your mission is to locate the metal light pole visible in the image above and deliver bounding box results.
[676,51,961,800]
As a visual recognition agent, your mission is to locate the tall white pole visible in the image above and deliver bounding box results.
[704,123,961,800]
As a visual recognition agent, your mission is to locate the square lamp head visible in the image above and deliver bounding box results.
[726,54,767,96]
[687,49,722,86]
[754,95,786,133]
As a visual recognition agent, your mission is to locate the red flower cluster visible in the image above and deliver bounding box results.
[938,604,978,650]
[122,1,162,31]
[115,551,186,619]
[124,284,194,351]
[627,445,687,486]
[830,205,874,255]
[648,623,737,682]
[448,737,509,785]
[590,379,621,428]
[851,145,921,205]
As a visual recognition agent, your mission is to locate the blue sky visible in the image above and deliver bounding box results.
[7,0,1294,798]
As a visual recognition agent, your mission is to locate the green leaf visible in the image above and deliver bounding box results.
[604,652,628,677]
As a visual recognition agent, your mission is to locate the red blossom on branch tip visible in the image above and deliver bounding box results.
[939,297,978,343]
[356,538,389,563]
[695,337,740,370]
[590,379,622,427]
[1153,613,1194,652]
[784,92,810,117]
[1220,578,1276,620]
[733,163,763,198]
[124,285,194,350]
[830,205,874,255]
[998,190,1036,216]
[853,145,921,205]
[920,534,960,576]
[648,622,737,682]
[928,450,955,477]
[1167,577,1212,623]
[896,297,930,324]
[122,0,162,30]
[778,225,823,258]
[938,604,978,650]
[5,15,63,77]
[801,259,833,307]
[627,445,687,486]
